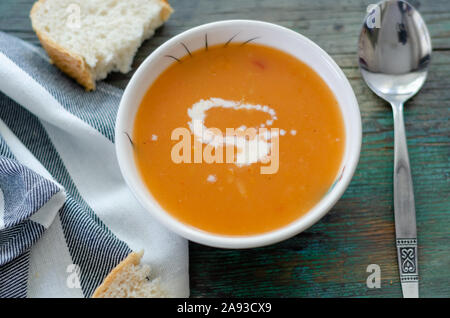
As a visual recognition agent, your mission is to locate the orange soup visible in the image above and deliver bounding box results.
[133,43,345,235]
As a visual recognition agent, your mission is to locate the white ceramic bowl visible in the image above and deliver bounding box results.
[115,20,362,249]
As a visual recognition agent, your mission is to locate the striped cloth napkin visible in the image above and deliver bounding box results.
[0,32,189,298]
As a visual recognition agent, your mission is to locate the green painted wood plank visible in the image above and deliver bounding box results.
[0,0,448,297]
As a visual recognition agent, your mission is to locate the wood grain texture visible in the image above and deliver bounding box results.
[0,0,448,297]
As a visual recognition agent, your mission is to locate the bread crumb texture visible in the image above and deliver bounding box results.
[30,0,173,90]
[92,251,166,298]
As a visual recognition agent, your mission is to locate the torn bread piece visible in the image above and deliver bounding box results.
[30,0,173,90]
[92,251,165,298]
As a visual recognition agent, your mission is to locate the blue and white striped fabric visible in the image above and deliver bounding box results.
[0,32,189,298]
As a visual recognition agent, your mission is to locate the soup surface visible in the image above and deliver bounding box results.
[133,43,345,235]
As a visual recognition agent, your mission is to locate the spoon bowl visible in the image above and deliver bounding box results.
[358,0,431,102]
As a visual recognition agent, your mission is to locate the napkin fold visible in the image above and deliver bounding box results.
[0,32,189,298]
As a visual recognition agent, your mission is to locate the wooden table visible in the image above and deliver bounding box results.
[1,0,448,297]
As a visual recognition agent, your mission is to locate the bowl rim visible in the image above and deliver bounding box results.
[115,19,362,249]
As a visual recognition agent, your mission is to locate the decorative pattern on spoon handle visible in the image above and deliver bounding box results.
[397,238,418,283]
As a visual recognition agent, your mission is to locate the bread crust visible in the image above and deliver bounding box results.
[160,0,174,21]
[30,0,173,91]
[30,0,95,90]
[92,250,144,298]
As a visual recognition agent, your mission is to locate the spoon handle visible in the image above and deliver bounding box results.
[391,101,419,298]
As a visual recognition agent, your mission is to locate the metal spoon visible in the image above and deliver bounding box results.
[358,0,431,298]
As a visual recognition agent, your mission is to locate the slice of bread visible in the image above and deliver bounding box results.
[30,0,173,90]
[92,250,166,298]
